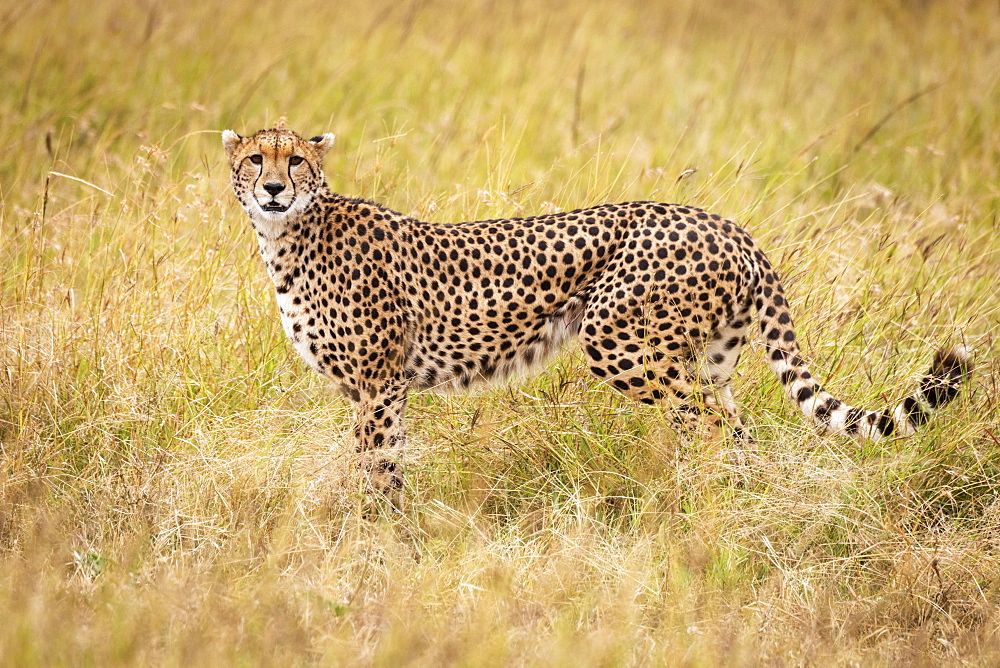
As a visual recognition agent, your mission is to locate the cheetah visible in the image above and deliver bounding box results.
[222,124,971,494]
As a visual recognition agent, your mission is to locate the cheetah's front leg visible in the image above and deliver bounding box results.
[352,377,410,500]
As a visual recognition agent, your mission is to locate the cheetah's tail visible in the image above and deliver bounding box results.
[754,271,972,440]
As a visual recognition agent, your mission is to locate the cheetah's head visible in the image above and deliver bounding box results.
[222,127,335,231]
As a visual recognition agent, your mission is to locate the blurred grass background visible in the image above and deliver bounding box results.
[2,0,1000,664]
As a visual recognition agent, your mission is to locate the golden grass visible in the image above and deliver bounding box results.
[2,0,1000,664]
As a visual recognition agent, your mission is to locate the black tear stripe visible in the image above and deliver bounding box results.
[286,161,299,204]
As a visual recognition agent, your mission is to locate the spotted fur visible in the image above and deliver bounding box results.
[223,126,972,492]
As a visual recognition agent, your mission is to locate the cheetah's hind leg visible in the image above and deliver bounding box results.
[579,305,752,444]
[696,305,755,443]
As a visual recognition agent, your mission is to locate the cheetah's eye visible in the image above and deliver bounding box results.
[289,155,304,166]
[249,154,263,165]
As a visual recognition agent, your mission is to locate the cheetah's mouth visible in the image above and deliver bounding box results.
[261,201,290,213]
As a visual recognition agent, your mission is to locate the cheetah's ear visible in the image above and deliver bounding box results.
[309,133,336,161]
[222,130,243,162]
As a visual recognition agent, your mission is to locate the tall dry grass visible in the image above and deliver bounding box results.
[1,0,999,664]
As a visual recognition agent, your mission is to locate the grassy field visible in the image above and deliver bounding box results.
[2,0,1000,664]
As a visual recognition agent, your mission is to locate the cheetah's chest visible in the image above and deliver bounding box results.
[274,290,327,375]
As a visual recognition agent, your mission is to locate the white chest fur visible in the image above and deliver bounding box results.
[274,290,325,374]
[253,223,327,376]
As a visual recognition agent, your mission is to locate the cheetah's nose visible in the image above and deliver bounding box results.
[263,182,285,196]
